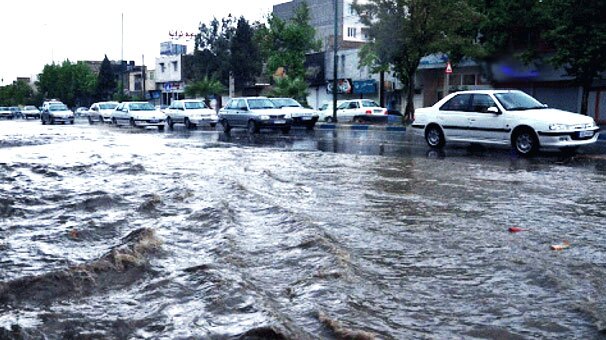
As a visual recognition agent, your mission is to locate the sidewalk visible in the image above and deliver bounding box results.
[315,122,407,132]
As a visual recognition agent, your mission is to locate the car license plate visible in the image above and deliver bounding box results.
[149,120,158,123]
[301,117,311,120]
[579,130,593,138]
[274,120,286,124]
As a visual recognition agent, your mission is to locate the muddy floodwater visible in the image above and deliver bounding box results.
[1,120,606,339]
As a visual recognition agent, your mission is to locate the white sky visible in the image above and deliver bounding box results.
[0,0,286,85]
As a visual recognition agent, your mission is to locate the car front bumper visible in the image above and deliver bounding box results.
[190,117,219,125]
[255,118,293,128]
[134,119,165,127]
[292,116,319,126]
[537,129,600,147]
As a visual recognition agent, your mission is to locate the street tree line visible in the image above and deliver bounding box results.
[354,0,606,117]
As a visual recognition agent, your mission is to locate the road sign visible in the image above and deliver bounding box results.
[445,62,453,74]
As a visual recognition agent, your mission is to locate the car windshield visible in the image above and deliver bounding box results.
[247,98,276,110]
[99,103,118,110]
[184,101,207,109]
[494,91,546,111]
[49,104,68,111]
[271,98,301,108]
[129,103,155,111]
[362,101,380,108]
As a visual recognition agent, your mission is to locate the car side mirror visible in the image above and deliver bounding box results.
[486,106,500,114]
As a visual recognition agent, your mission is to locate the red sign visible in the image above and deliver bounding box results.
[445,62,453,74]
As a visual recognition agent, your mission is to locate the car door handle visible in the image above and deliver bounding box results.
[469,119,476,122]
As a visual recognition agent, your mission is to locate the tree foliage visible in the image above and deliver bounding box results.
[542,0,606,115]
[37,60,97,107]
[256,3,321,80]
[353,0,483,118]
[184,76,226,104]
[96,55,116,101]
[269,76,309,105]
[230,17,263,90]
[189,16,237,86]
[0,80,39,106]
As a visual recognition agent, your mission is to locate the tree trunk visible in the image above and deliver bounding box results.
[404,74,415,122]
[580,83,590,115]
[379,71,385,108]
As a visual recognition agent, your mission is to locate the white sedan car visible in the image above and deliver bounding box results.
[164,99,218,129]
[111,102,166,130]
[326,99,387,122]
[269,98,319,130]
[412,90,600,156]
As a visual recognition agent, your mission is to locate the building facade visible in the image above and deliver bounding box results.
[273,0,403,111]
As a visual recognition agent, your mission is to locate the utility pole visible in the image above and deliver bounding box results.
[332,0,339,122]
[142,54,146,100]
[121,13,124,97]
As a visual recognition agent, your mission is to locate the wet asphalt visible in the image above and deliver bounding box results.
[1,118,605,339]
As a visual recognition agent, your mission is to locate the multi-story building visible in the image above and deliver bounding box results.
[274,0,403,111]
[155,42,187,105]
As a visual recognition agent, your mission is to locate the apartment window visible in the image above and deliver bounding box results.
[172,61,178,72]
[347,27,357,38]
[149,71,155,81]
[159,63,165,73]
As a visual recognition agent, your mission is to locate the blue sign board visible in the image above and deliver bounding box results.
[353,80,377,94]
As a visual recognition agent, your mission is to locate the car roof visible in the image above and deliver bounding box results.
[449,89,523,95]
[230,97,269,100]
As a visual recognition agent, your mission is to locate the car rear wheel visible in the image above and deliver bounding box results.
[166,117,174,129]
[158,125,165,131]
[247,120,259,134]
[130,118,136,127]
[112,117,117,125]
[512,128,539,156]
[425,125,445,148]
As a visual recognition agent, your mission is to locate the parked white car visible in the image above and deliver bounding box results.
[412,90,600,156]
[21,106,41,119]
[322,99,387,122]
[164,99,218,129]
[269,98,319,130]
[88,101,119,124]
[111,102,166,130]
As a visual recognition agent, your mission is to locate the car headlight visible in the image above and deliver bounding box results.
[549,124,570,131]
[260,115,270,120]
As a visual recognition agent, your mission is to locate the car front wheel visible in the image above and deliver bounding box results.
[166,116,174,128]
[512,129,539,156]
[247,120,259,134]
[221,120,232,133]
[425,125,445,148]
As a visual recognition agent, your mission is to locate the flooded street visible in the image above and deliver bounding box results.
[1,120,606,339]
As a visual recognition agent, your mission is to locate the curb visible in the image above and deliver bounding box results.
[316,123,406,132]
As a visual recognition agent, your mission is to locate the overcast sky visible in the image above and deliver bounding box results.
[0,0,286,85]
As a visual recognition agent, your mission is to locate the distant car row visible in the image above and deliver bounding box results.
[77,97,386,133]
[0,106,42,119]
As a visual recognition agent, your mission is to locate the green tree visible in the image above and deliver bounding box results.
[269,76,309,105]
[257,3,321,80]
[191,16,237,85]
[230,17,263,91]
[0,80,37,106]
[96,55,116,101]
[543,0,606,115]
[36,60,97,107]
[184,76,226,106]
[353,0,483,119]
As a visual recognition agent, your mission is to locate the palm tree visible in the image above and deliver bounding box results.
[185,76,226,107]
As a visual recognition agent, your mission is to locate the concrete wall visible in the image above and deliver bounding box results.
[155,55,182,83]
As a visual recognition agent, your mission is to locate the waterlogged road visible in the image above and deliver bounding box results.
[1,120,606,339]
